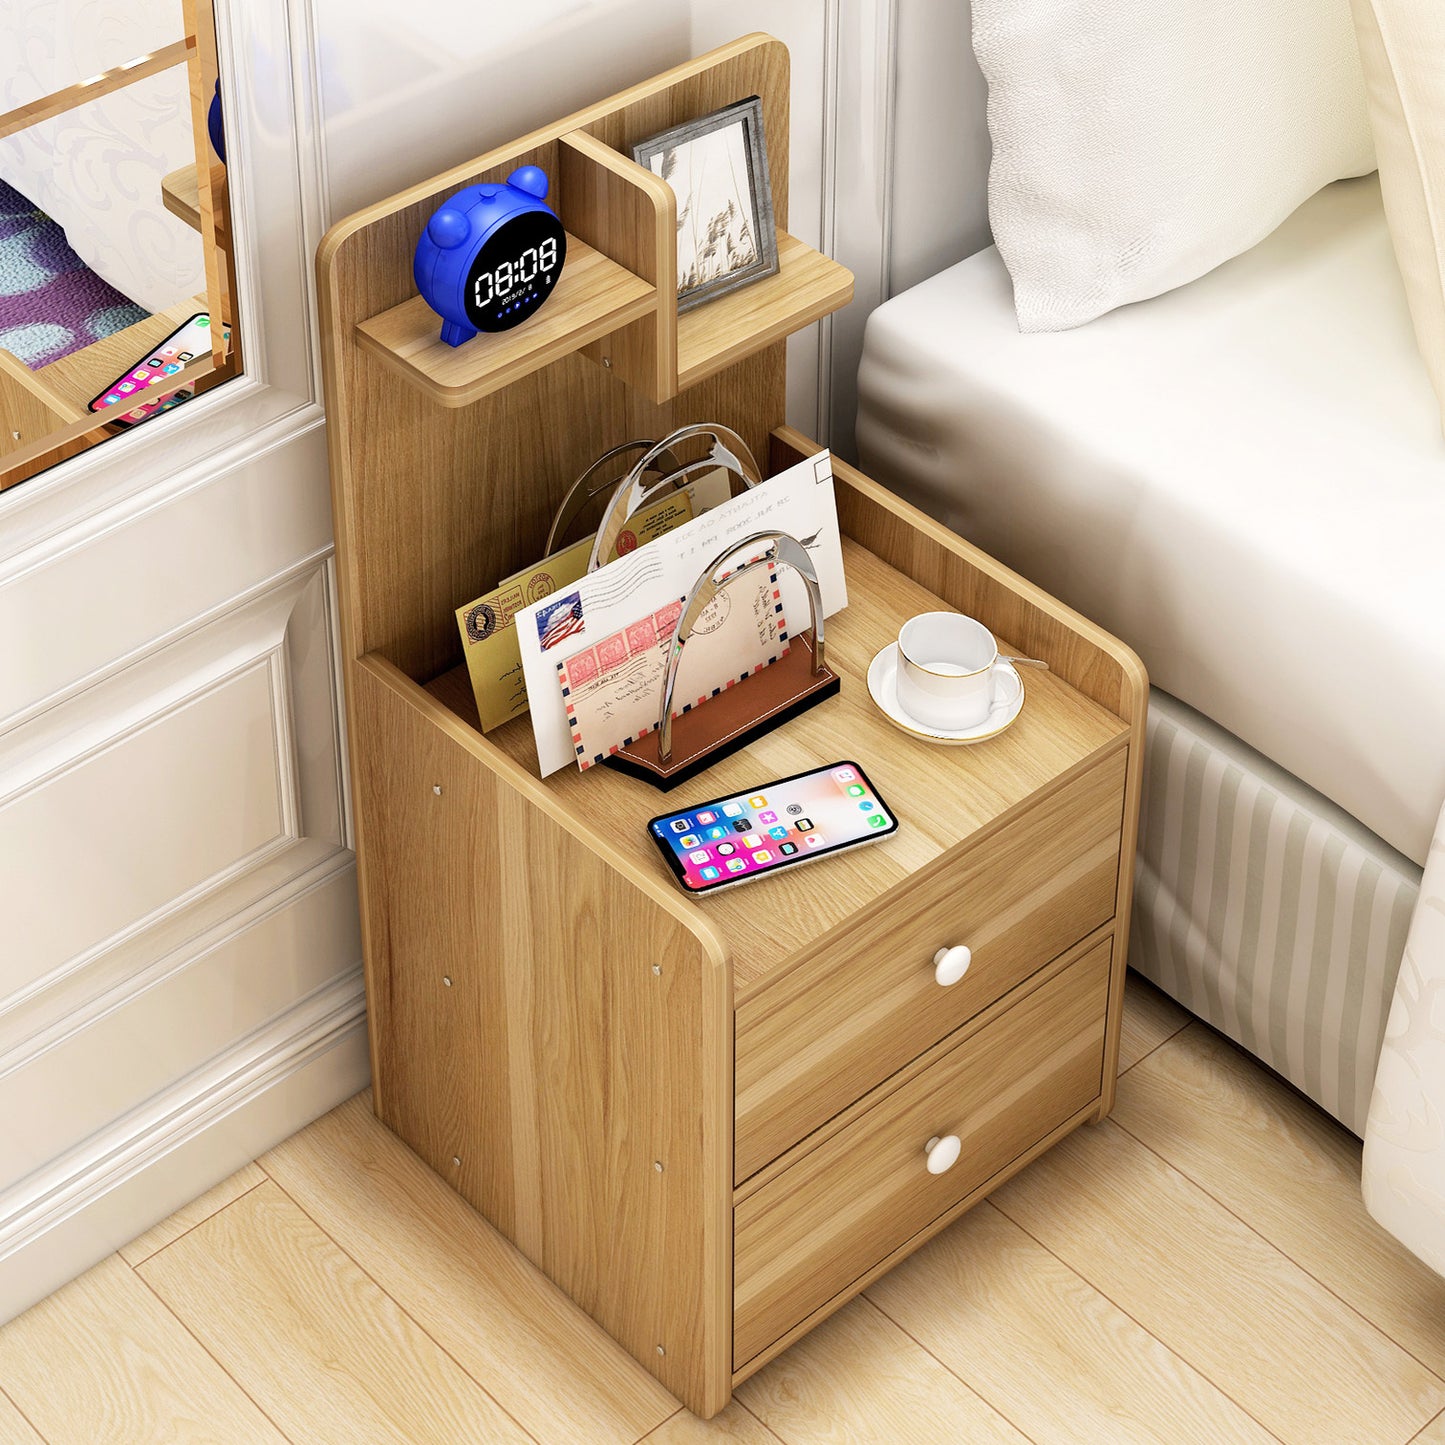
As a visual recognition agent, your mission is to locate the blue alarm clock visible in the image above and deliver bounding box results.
[413,166,567,347]
[207,79,224,164]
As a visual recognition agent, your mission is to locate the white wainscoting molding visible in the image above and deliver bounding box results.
[0,958,368,1325]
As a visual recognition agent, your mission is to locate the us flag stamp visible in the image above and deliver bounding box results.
[536,591,584,651]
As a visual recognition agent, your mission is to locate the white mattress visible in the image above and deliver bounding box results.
[857,175,1445,866]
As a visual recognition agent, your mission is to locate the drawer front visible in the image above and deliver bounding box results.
[735,751,1124,1181]
[733,940,1110,1368]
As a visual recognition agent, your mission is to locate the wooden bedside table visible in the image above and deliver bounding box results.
[318,37,1147,1420]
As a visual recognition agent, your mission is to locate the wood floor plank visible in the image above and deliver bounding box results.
[139,1180,529,1445]
[0,1389,43,1443]
[120,1163,267,1266]
[641,1401,780,1443]
[0,1254,286,1444]
[1117,970,1191,1074]
[1113,1023,1445,1377]
[738,1294,1029,1445]
[1413,1411,1445,1443]
[260,1092,675,1445]
[991,1119,1445,1444]
[868,1200,1277,1445]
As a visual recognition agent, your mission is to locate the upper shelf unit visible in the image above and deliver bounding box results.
[344,117,853,410]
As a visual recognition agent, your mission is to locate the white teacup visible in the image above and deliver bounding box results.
[896,612,1016,730]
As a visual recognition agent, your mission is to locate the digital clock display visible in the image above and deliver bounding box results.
[464,210,567,333]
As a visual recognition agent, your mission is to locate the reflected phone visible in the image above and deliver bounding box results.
[87,312,229,428]
[648,761,898,896]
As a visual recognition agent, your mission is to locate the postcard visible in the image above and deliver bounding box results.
[558,569,786,769]
[456,487,696,732]
[517,449,846,776]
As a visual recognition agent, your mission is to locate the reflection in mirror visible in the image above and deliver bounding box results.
[0,0,241,492]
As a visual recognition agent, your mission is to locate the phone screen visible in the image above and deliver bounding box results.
[648,761,898,895]
[87,312,230,428]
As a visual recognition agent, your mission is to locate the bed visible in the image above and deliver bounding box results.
[857,173,1441,1135]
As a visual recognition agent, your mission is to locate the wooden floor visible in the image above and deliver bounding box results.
[3,973,1444,1445]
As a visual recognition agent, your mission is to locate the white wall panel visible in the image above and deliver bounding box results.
[0,664,287,1002]
[0,866,358,1195]
[0,426,333,726]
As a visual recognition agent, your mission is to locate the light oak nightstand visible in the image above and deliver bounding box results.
[318,35,1147,1419]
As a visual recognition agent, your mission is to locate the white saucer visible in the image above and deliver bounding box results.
[866,644,1025,744]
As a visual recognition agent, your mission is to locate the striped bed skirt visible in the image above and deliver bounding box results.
[1132,690,1421,1135]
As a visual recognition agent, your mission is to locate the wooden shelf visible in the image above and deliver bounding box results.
[161,163,228,245]
[675,231,854,392]
[354,236,656,408]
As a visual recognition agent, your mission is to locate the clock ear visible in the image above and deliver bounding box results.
[507,165,549,200]
[426,208,471,249]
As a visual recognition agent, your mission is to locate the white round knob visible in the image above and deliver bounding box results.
[933,945,972,987]
[925,1134,962,1174]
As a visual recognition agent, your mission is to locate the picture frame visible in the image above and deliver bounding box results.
[632,95,779,314]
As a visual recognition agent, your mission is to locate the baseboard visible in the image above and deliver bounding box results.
[0,969,370,1325]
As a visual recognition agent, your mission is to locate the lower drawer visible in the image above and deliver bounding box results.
[733,938,1111,1368]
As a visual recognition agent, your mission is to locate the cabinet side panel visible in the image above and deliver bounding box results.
[351,660,732,1415]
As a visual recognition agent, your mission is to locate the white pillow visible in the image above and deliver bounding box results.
[1349,0,1445,429]
[973,0,1377,332]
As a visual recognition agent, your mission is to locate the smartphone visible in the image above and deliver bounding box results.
[648,761,899,896]
[87,312,229,428]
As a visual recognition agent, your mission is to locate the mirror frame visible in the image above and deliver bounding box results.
[0,0,327,563]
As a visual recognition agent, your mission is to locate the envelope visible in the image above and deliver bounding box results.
[517,449,846,776]
[456,486,697,732]
[558,567,787,769]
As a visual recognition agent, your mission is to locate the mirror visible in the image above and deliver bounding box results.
[0,0,241,493]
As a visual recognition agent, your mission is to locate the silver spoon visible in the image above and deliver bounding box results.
[1001,655,1049,670]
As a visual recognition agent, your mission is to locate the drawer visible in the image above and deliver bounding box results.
[733,939,1110,1368]
[734,751,1124,1181]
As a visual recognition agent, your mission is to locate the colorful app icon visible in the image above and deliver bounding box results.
[104,393,122,405]
[131,368,148,380]
[752,849,772,864]
[163,363,181,374]
[732,819,751,833]
[679,833,701,848]
[794,818,813,832]
[768,826,788,840]
[832,767,857,782]
[696,811,717,825]
[147,358,163,368]
[177,350,194,362]
[716,842,736,857]
[722,803,745,817]
[868,814,889,828]
[748,795,767,808]
[741,833,762,850]
[118,382,136,393]
[705,826,728,841]
[688,849,709,864]
[758,810,778,824]
[669,819,690,833]
[846,784,866,797]
[196,317,210,327]
[858,800,876,811]
[700,866,720,881]
[726,858,747,873]
[779,842,798,856]
[787,803,803,815]
[803,833,823,848]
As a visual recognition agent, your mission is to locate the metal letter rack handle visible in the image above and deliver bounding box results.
[657,530,826,765]
[587,423,761,574]
[545,439,682,559]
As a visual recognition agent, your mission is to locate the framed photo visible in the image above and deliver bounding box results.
[632,96,779,313]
